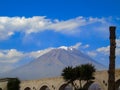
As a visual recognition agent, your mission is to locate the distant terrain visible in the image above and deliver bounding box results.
[0,47,106,80]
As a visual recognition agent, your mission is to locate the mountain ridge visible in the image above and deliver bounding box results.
[0,47,106,80]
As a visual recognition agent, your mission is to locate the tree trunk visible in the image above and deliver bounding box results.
[108,26,116,90]
[79,79,82,88]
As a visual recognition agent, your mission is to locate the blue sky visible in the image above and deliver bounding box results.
[0,0,120,73]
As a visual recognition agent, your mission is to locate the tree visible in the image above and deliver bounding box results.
[61,66,77,89]
[7,78,21,90]
[61,64,96,90]
[80,64,95,82]
[74,64,95,89]
[74,65,82,88]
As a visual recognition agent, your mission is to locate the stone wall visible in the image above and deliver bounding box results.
[0,79,8,90]
[1,70,120,90]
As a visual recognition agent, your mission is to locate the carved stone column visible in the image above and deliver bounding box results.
[108,26,116,90]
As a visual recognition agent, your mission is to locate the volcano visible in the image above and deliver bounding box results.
[1,47,105,80]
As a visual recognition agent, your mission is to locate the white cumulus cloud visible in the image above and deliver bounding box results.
[0,49,25,73]
[86,38,120,67]
[87,39,120,58]
[0,48,53,73]
[71,42,82,49]
[96,39,120,56]
[0,49,24,63]
[0,16,116,40]
[27,48,53,58]
[87,51,97,57]
[96,46,110,55]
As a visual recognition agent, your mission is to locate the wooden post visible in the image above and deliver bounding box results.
[108,26,116,90]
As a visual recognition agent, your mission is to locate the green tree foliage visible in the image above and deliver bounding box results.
[61,63,96,90]
[61,66,77,89]
[74,65,82,88]
[80,64,95,82]
[7,78,21,90]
